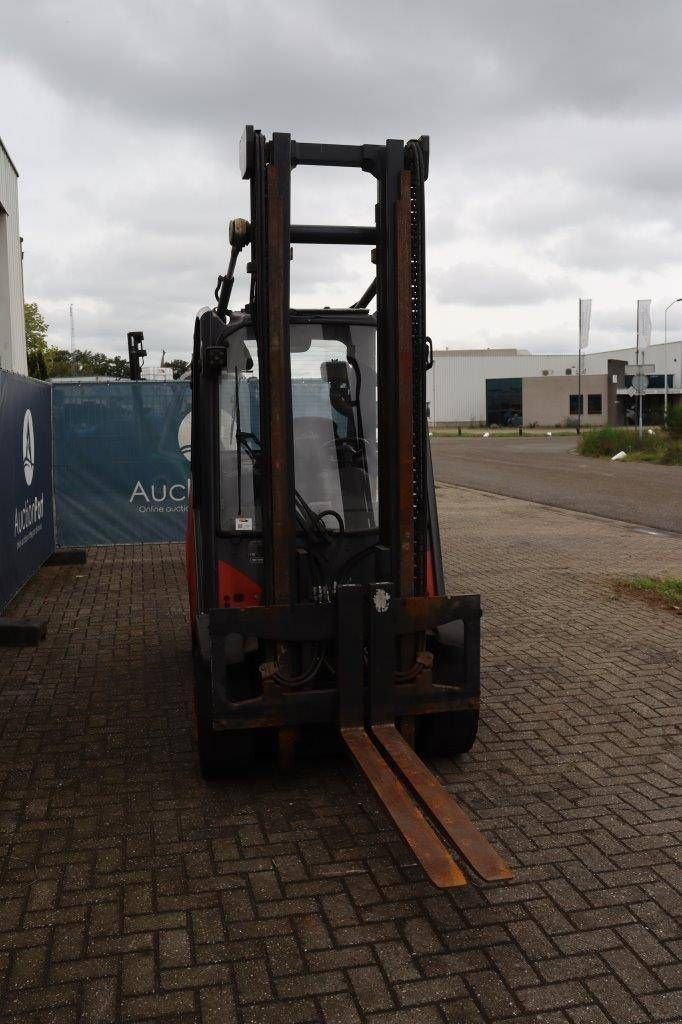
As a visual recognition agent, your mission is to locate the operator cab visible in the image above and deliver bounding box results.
[218,309,378,539]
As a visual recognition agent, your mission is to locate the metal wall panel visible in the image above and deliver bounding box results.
[0,142,26,376]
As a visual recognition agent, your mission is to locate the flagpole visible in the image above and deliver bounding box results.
[636,305,642,439]
[577,301,582,435]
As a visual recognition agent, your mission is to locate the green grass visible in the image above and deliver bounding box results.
[614,576,682,613]
[578,427,682,465]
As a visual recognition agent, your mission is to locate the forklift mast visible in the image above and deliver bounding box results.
[241,127,430,607]
[188,127,511,889]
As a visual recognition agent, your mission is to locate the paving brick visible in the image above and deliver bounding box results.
[267,934,305,976]
[81,975,117,1023]
[466,968,520,1019]
[318,991,363,1024]
[276,969,345,1000]
[403,918,445,955]
[538,955,605,984]
[121,990,196,1019]
[158,927,192,968]
[368,1008,445,1024]
[519,981,590,1013]
[641,990,682,1020]
[601,947,661,995]
[9,945,47,989]
[397,975,467,1008]
[198,984,238,1024]
[586,976,651,1024]
[0,492,679,1024]
[241,999,319,1023]
[121,951,155,995]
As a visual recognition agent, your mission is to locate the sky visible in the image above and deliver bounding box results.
[3,0,682,366]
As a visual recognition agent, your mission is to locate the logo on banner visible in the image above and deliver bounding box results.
[23,409,35,486]
[15,408,44,548]
[178,413,191,461]
[129,408,191,511]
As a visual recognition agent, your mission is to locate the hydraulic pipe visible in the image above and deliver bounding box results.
[352,279,377,309]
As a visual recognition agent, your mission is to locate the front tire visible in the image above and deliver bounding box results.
[192,644,252,777]
[416,709,480,757]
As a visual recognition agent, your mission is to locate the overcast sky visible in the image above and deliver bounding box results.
[3,0,682,365]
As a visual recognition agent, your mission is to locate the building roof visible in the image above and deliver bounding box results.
[0,137,19,177]
[436,348,528,357]
[434,340,679,359]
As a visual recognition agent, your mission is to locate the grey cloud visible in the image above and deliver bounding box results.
[5,0,682,358]
[432,262,577,306]
[545,220,679,272]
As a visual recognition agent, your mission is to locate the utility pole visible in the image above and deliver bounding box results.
[636,306,642,439]
[578,299,591,433]
[663,299,682,424]
[577,333,582,435]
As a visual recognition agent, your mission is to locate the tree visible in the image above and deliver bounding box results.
[166,358,190,379]
[25,302,49,379]
[22,308,188,381]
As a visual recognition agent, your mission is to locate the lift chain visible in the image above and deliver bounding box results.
[406,140,428,594]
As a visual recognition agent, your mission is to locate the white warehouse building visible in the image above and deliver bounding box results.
[0,138,27,375]
[426,341,682,428]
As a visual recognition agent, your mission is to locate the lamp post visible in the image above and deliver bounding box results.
[664,298,682,423]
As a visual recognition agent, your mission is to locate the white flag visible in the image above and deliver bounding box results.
[579,298,591,349]
[637,299,652,354]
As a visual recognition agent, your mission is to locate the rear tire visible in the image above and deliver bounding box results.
[416,709,480,758]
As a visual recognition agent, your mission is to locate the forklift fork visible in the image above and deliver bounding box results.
[337,584,512,889]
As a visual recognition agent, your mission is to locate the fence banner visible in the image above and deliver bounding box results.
[578,298,592,349]
[0,370,54,610]
[52,381,191,545]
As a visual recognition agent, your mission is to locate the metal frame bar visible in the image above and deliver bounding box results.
[264,133,296,604]
[290,225,376,245]
[376,140,405,586]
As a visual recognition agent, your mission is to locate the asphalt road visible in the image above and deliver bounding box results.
[432,435,682,533]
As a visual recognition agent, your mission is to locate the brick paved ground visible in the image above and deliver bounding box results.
[1,487,680,1024]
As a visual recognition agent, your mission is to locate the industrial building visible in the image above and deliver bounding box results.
[0,138,26,375]
[426,341,682,427]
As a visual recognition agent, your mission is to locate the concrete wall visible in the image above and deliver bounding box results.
[0,140,26,375]
[522,373,609,427]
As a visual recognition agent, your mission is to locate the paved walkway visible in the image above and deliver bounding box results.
[432,436,682,533]
[1,490,680,1023]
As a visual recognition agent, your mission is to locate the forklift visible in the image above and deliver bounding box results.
[186,126,511,888]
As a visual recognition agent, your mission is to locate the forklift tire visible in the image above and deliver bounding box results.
[192,645,253,777]
[416,710,480,758]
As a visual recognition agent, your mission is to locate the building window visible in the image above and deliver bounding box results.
[587,394,602,414]
[647,374,674,389]
[569,394,583,415]
[485,378,522,426]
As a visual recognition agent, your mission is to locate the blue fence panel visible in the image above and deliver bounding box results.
[52,381,191,545]
[0,370,54,610]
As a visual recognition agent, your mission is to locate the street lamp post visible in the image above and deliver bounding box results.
[664,298,682,424]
